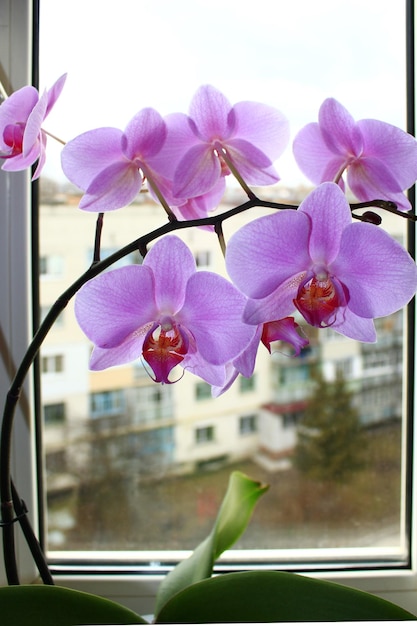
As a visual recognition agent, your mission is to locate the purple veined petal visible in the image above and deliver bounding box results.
[123,108,167,160]
[45,73,67,117]
[318,98,363,156]
[0,87,39,146]
[149,112,201,180]
[144,236,197,312]
[75,264,158,348]
[89,334,146,371]
[31,131,47,179]
[232,101,290,161]
[225,140,280,186]
[331,222,417,318]
[188,85,233,140]
[226,210,311,299]
[331,307,377,342]
[243,273,303,325]
[347,157,412,211]
[261,317,309,356]
[225,137,272,169]
[23,89,48,154]
[211,364,240,398]
[179,271,257,365]
[173,177,225,223]
[79,160,142,212]
[183,353,231,388]
[293,122,338,184]
[61,127,125,190]
[173,143,221,198]
[358,118,417,190]
[299,182,352,265]
[233,325,263,377]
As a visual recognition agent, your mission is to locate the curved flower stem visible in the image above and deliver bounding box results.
[217,147,256,200]
[43,129,66,146]
[143,168,178,222]
[93,213,104,263]
[1,191,415,583]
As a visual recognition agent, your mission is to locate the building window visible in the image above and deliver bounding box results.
[195,381,212,400]
[41,354,64,373]
[195,250,211,268]
[90,390,125,418]
[239,375,256,393]
[239,414,257,435]
[44,402,66,425]
[39,254,64,277]
[195,425,215,444]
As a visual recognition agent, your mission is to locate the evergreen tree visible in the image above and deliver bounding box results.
[293,369,366,483]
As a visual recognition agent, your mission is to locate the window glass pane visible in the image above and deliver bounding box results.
[39,0,412,563]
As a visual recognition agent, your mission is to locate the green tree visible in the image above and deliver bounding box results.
[293,369,366,483]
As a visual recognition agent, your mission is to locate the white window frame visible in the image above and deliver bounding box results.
[2,0,417,618]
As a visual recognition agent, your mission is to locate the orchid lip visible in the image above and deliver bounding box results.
[142,320,189,384]
[294,275,347,328]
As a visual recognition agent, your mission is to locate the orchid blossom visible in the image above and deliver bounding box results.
[153,85,290,202]
[293,98,417,212]
[75,235,256,384]
[226,182,417,342]
[0,74,66,179]
[61,107,173,213]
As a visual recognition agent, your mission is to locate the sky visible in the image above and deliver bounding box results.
[39,0,407,186]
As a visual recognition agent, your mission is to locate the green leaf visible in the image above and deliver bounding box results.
[155,570,417,623]
[154,471,269,616]
[0,584,147,625]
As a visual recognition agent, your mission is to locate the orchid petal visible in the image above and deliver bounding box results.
[331,222,417,318]
[233,326,263,377]
[261,317,309,356]
[293,122,339,183]
[79,161,142,212]
[331,308,377,342]
[183,354,231,388]
[123,108,167,159]
[149,112,201,180]
[233,101,290,160]
[211,364,240,398]
[75,265,157,348]
[173,143,221,198]
[243,273,302,325]
[23,90,48,153]
[225,138,280,186]
[299,182,352,265]
[189,85,233,139]
[226,210,311,299]
[144,236,196,312]
[179,271,256,365]
[347,157,412,211]
[318,98,363,156]
[44,73,67,117]
[89,336,145,370]
[358,118,417,190]
[61,127,125,190]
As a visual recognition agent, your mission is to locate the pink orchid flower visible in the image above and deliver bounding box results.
[154,85,289,201]
[0,74,66,179]
[61,108,172,212]
[293,98,417,212]
[226,182,417,342]
[75,235,256,384]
